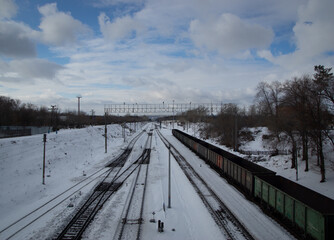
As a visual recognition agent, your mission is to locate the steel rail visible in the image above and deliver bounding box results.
[116,130,152,240]
[1,130,146,240]
[157,130,255,240]
[55,131,150,240]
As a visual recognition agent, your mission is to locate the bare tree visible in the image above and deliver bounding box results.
[182,106,208,123]
[282,76,313,171]
[255,81,283,139]
[275,103,299,168]
[314,65,334,106]
[309,65,334,182]
[205,103,239,148]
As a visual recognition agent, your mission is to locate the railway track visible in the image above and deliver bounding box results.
[106,130,145,167]
[54,130,148,240]
[0,131,146,240]
[157,130,255,240]
[113,130,153,240]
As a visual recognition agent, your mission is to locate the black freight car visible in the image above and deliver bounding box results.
[172,129,275,195]
[172,129,334,240]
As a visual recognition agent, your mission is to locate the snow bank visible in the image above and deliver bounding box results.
[0,125,127,231]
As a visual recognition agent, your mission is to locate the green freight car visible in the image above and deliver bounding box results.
[255,175,334,240]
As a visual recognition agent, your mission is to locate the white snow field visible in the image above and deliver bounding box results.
[0,123,332,239]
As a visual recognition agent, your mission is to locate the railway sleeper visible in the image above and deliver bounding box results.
[94,182,122,192]
[107,149,132,167]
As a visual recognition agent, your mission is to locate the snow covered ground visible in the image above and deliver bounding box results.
[241,127,334,200]
[0,122,332,239]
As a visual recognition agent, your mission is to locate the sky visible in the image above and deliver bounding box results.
[0,0,334,115]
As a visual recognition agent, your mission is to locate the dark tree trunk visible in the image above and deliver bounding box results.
[302,132,309,171]
[319,132,326,182]
[315,137,320,166]
[291,137,296,169]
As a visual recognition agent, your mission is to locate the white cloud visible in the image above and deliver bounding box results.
[0,58,64,83]
[93,0,145,8]
[0,21,37,58]
[258,0,334,70]
[128,0,304,39]
[189,13,274,56]
[96,0,304,50]
[38,3,91,46]
[0,2,92,59]
[4,0,333,114]
[0,0,17,19]
[293,0,334,57]
[50,34,301,111]
[98,12,144,41]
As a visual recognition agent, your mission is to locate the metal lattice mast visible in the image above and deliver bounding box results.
[104,102,223,114]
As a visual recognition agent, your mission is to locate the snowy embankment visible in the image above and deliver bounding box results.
[0,125,127,235]
[0,124,228,240]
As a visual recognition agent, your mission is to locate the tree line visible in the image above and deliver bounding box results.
[179,65,333,182]
[0,96,149,129]
[255,65,333,182]
[0,97,50,127]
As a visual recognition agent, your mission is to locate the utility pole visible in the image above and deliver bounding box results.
[168,143,171,208]
[123,124,126,142]
[172,100,175,129]
[43,134,46,185]
[105,112,107,153]
[234,113,238,151]
[91,109,95,125]
[77,95,82,127]
[210,102,213,116]
[77,96,82,115]
[49,105,58,132]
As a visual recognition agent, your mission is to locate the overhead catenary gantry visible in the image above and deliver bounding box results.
[104,102,224,115]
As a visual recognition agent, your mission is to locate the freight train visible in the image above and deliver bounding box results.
[172,129,334,240]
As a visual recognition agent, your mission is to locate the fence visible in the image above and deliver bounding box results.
[0,126,49,138]
[239,149,289,156]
